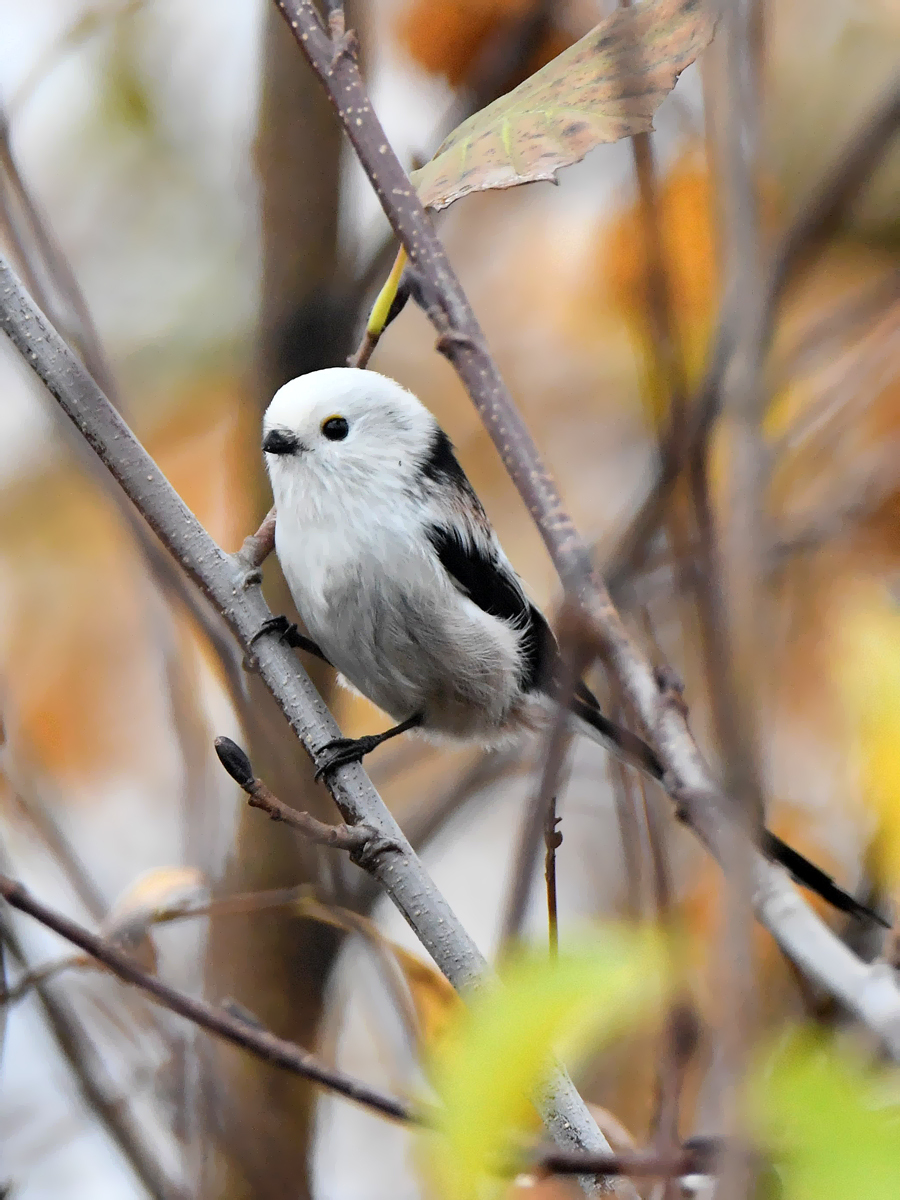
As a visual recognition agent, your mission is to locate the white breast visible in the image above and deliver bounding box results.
[272,479,525,742]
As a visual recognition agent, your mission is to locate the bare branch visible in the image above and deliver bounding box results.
[538,1137,728,1178]
[543,795,561,959]
[0,256,627,1187]
[214,735,393,860]
[0,874,414,1123]
[235,507,277,573]
[500,606,589,951]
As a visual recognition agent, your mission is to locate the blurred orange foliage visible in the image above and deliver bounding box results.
[0,376,255,785]
[396,0,571,88]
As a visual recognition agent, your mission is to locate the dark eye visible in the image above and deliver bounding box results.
[321,416,349,441]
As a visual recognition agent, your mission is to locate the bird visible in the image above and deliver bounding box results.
[259,366,886,927]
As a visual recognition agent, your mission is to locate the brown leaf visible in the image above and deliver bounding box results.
[103,866,208,973]
[294,895,461,1045]
[411,0,716,211]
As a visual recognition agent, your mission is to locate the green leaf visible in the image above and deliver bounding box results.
[423,930,668,1200]
[411,0,717,212]
[754,1033,900,1200]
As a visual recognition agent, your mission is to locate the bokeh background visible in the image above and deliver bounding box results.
[1,1,899,1197]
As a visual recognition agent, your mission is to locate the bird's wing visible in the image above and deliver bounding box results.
[418,426,558,692]
[417,432,886,927]
[425,520,556,693]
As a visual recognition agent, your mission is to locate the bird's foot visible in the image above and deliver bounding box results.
[248,615,328,661]
[249,614,295,648]
[314,735,384,782]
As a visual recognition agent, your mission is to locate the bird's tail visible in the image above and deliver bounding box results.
[570,691,666,781]
[570,690,888,928]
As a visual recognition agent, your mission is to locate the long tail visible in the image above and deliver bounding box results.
[570,689,888,928]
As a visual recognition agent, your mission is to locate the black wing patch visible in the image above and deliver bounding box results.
[426,523,556,693]
[420,428,473,492]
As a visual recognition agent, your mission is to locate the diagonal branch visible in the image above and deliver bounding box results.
[0,874,414,1123]
[0,256,629,1191]
[268,1,900,1055]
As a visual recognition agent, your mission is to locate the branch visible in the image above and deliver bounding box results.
[0,908,183,1200]
[214,735,395,862]
[268,2,900,1056]
[537,1137,727,1178]
[0,257,626,1188]
[236,506,277,573]
[0,874,413,1123]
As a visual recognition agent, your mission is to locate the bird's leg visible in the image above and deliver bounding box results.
[315,713,424,781]
[249,615,331,664]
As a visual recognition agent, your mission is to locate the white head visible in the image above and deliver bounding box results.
[262,368,439,508]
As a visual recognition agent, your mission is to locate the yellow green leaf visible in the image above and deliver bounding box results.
[423,930,668,1200]
[753,1033,900,1200]
[410,0,717,212]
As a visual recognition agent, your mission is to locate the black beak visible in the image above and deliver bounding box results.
[263,428,302,456]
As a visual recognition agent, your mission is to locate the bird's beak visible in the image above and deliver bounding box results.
[262,428,303,456]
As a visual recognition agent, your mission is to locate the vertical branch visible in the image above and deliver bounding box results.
[705,0,768,820]
[544,794,561,958]
[697,8,766,1199]
[607,721,649,921]
[201,7,353,1197]
[500,703,573,951]
[500,610,590,952]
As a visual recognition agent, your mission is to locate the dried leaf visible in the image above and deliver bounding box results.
[392,943,461,1046]
[103,866,208,973]
[294,895,461,1045]
[411,0,716,211]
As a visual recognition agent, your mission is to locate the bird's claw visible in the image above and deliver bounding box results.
[249,614,298,648]
[314,735,380,782]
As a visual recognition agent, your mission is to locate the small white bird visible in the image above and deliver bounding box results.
[258,366,885,928]
[261,366,659,780]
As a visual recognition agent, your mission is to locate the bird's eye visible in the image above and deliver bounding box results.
[321,416,349,441]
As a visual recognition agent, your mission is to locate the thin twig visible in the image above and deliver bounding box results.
[538,1138,727,1178]
[7,783,107,920]
[0,951,94,1004]
[0,874,415,1123]
[214,735,395,862]
[544,794,561,958]
[652,1001,701,1200]
[236,507,277,573]
[606,693,651,920]
[499,605,589,952]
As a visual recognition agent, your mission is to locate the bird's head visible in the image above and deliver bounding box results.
[262,368,438,505]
